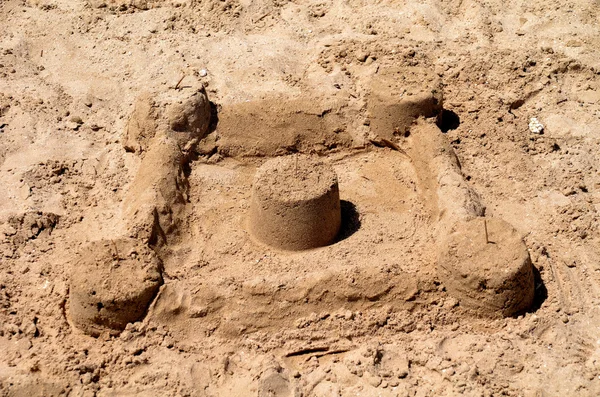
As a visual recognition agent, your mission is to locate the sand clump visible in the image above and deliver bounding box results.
[122,86,212,245]
[437,218,535,317]
[68,238,163,337]
[248,155,341,251]
[123,86,212,154]
[367,66,443,141]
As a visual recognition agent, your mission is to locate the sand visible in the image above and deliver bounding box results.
[248,155,341,250]
[1,0,600,396]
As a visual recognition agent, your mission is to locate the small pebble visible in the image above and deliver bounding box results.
[529,117,544,134]
[199,69,208,77]
[67,122,80,131]
[366,373,382,387]
[81,373,93,385]
[70,115,83,124]
[356,52,369,62]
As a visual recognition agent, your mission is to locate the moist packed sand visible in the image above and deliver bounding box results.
[249,155,341,250]
[437,217,535,317]
[1,0,600,396]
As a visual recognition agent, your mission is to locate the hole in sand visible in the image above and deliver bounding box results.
[526,266,548,315]
[336,200,361,243]
[437,109,460,132]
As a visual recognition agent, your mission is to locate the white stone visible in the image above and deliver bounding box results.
[529,117,544,134]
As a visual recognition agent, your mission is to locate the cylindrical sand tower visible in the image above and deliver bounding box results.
[68,238,163,336]
[248,155,341,251]
[437,218,535,317]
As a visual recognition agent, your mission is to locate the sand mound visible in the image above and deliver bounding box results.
[367,66,443,140]
[123,86,211,154]
[68,238,163,336]
[248,155,341,250]
[406,119,484,233]
[437,218,535,317]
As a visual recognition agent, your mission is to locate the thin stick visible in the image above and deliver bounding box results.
[174,74,185,90]
[483,218,489,244]
[111,240,120,259]
[253,11,271,23]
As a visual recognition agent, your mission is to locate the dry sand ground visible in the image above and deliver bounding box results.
[1,0,600,396]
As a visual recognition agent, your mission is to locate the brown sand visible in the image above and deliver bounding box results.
[68,238,163,337]
[248,155,341,250]
[437,217,535,317]
[1,0,600,396]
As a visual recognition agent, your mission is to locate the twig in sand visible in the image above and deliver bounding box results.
[483,218,489,244]
[253,11,271,23]
[111,240,120,259]
[369,138,411,159]
[174,74,185,90]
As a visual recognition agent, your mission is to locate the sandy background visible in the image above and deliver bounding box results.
[1,0,600,395]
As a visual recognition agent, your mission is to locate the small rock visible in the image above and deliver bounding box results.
[23,322,37,337]
[468,366,479,380]
[344,310,354,320]
[356,52,369,62]
[425,356,442,370]
[456,362,470,375]
[443,367,455,377]
[365,371,382,387]
[81,372,93,385]
[529,117,544,134]
[67,121,81,131]
[444,297,459,309]
[70,115,83,125]
[199,69,208,77]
